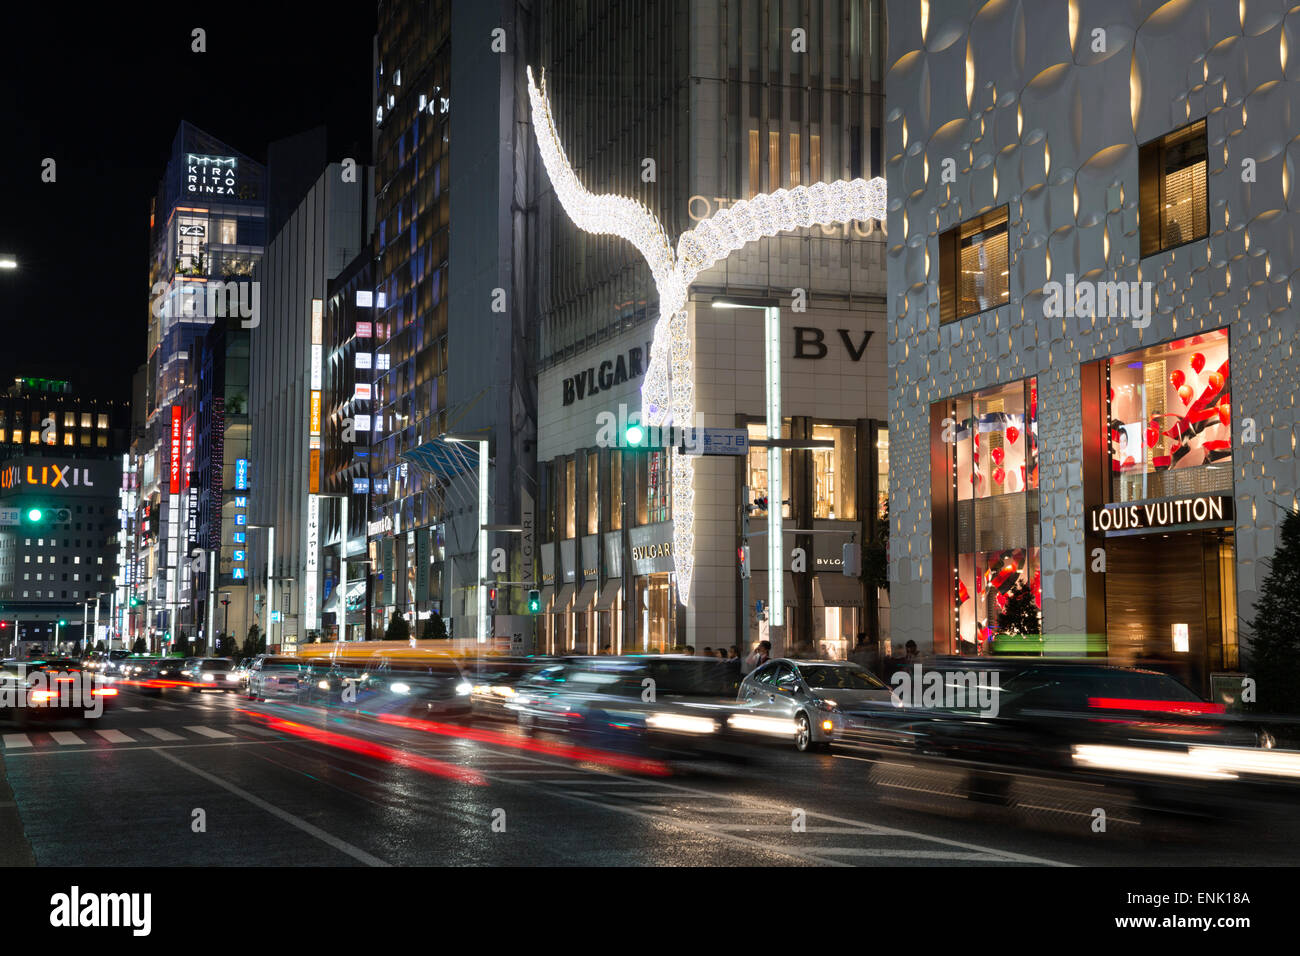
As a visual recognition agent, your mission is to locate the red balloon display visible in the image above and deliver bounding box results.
[1219,402,1231,427]
[991,447,1004,465]
[1178,384,1194,406]
[1171,369,1185,389]
[1207,371,1224,392]
[1146,422,1159,449]
[1005,426,1019,445]
[1191,352,1206,374]
[992,466,1006,485]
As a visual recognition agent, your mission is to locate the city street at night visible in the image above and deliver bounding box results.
[2,0,1298,937]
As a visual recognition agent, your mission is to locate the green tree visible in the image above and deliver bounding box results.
[996,581,1040,636]
[242,623,265,658]
[131,637,146,654]
[385,610,411,643]
[421,611,449,640]
[175,631,191,658]
[1246,508,1300,714]
[216,633,237,658]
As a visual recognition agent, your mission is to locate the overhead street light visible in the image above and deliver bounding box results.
[711,296,785,629]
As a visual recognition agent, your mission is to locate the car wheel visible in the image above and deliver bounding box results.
[795,713,813,752]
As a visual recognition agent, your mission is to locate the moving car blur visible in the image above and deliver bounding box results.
[738,658,892,751]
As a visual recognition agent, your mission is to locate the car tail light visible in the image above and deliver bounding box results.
[92,688,118,697]
[1088,697,1226,716]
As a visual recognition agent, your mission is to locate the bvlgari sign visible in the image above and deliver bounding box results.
[1089,494,1233,535]
[562,344,650,406]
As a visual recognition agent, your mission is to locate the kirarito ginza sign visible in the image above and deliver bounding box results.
[186,154,237,195]
[170,406,182,494]
[1089,494,1233,535]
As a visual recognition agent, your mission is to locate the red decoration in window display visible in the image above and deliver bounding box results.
[1145,421,1160,450]
[1005,425,1019,445]
[991,447,1004,465]
[1191,352,1206,374]
[1207,371,1224,393]
[1170,369,1185,389]
[1178,384,1194,406]
[957,579,970,604]
[1218,402,1231,427]
[992,466,1006,485]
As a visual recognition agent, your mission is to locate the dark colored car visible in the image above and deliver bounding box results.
[354,656,472,718]
[508,655,751,760]
[0,658,119,724]
[464,657,553,720]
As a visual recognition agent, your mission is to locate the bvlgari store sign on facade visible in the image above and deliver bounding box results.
[629,523,675,575]
[1089,494,1234,536]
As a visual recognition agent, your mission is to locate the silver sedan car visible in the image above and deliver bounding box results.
[738,658,892,751]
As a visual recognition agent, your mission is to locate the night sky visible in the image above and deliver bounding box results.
[0,3,376,404]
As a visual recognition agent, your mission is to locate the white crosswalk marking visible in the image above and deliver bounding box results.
[139,727,183,741]
[2,734,32,749]
[122,706,146,713]
[96,729,133,743]
[50,732,84,746]
[239,725,279,737]
[186,725,234,738]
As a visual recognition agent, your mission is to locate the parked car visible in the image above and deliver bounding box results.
[738,658,893,752]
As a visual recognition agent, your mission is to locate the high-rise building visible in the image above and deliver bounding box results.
[0,377,130,652]
[248,162,371,653]
[132,122,266,650]
[884,0,1299,694]
[366,0,534,640]
[531,0,889,657]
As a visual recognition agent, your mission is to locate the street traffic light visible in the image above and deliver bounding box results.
[23,507,71,525]
[623,420,647,448]
[488,587,498,611]
[737,545,751,579]
[527,589,541,614]
[129,596,141,607]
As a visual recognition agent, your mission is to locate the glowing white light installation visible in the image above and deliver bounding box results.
[527,66,887,606]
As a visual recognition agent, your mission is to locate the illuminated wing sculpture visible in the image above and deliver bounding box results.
[528,67,887,607]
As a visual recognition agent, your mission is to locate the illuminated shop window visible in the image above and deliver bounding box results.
[745,421,792,518]
[939,205,1010,322]
[1100,327,1231,502]
[810,423,857,520]
[80,413,91,428]
[97,414,108,429]
[586,453,599,535]
[64,434,73,446]
[563,458,576,539]
[936,377,1041,653]
[609,451,624,531]
[637,451,671,526]
[1140,120,1208,257]
[63,412,75,427]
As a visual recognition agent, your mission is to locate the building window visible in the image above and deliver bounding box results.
[789,133,800,187]
[63,412,75,427]
[810,134,822,184]
[768,131,780,190]
[745,421,793,518]
[1140,119,1208,257]
[939,206,1010,322]
[609,451,623,531]
[563,458,576,539]
[1100,327,1231,502]
[637,451,671,526]
[748,130,760,199]
[811,424,857,520]
[586,453,599,535]
[96,414,108,429]
[80,413,92,428]
[935,377,1041,652]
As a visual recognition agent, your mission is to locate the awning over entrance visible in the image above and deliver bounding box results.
[555,582,576,609]
[574,579,598,609]
[594,579,621,610]
[814,574,864,607]
[399,436,481,481]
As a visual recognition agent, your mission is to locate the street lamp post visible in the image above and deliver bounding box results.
[221,594,231,645]
[313,493,352,641]
[246,524,275,650]
[445,434,491,643]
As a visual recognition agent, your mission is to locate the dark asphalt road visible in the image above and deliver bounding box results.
[1,685,1295,867]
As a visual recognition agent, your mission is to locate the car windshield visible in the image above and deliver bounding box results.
[999,667,1204,711]
[797,665,886,690]
[200,659,233,668]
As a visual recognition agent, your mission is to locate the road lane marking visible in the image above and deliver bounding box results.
[122,707,146,713]
[96,730,134,743]
[186,726,235,738]
[817,848,1002,859]
[152,749,391,867]
[3,734,32,749]
[50,732,84,746]
[140,727,183,741]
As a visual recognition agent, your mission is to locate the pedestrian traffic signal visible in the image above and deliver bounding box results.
[527,589,541,614]
[738,545,751,579]
[488,587,498,611]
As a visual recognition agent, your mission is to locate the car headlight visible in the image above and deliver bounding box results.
[391,682,411,694]
[492,685,515,697]
[456,682,472,696]
[202,672,215,682]
[318,680,331,690]
[646,712,718,735]
[810,698,838,712]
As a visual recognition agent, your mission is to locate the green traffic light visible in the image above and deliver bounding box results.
[625,424,645,446]
[27,508,42,522]
[58,619,67,626]
[527,589,541,614]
